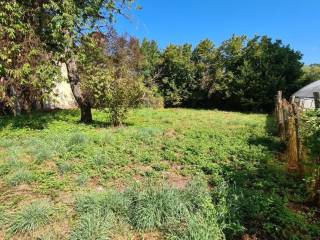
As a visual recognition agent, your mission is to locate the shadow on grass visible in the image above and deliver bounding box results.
[246,115,284,153]
[0,109,134,130]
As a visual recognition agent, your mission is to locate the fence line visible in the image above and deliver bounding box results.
[275,91,319,205]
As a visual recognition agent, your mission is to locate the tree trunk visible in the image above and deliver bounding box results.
[65,58,92,123]
[80,105,93,123]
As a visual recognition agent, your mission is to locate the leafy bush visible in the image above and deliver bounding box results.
[8,200,53,235]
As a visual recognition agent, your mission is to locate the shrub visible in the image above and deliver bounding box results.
[8,200,53,235]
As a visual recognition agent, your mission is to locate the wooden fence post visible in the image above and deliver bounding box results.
[293,103,304,175]
[314,92,320,109]
[276,91,285,140]
[312,92,320,206]
[286,102,300,173]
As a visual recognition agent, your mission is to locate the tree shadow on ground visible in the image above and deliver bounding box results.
[0,111,60,130]
[247,114,285,153]
[0,109,134,130]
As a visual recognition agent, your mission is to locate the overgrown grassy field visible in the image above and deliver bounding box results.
[0,109,319,239]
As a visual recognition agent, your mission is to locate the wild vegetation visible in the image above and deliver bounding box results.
[1,1,317,123]
[0,109,319,239]
[0,1,320,240]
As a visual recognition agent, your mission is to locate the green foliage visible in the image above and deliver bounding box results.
[0,109,319,239]
[74,179,225,239]
[158,44,196,107]
[154,35,303,112]
[77,31,143,126]
[301,109,320,158]
[68,133,88,147]
[8,200,53,235]
[301,64,320,85]
[0,1,61,115]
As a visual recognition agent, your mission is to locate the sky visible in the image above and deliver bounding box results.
[114,0,320,65]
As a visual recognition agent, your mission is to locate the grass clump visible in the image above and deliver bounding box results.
[75,190,129,217]
[126,183,188,230]
[68,133,88,147]
[70,211,114,240]
[74,179,225,239]
[5,168,35,186]
[0,207,7,229]
[56,161,73,175]
[8,200,53,235]
[167,213,224,240]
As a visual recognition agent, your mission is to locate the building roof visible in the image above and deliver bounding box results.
[292,80,320,98]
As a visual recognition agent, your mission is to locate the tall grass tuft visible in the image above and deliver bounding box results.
[5,168,35,186]
[126,183,188,230]
[68,133,88,147]
[75,190,129,217]
[0,207,7,229]
[167,213,224,240]
[70,211,114,240]
[8,200,53,235]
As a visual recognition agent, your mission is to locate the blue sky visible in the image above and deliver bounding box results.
[114,0,320,65]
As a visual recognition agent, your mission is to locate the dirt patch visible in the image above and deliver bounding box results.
[242,234,257,240]
[54,191,74,206]
[163,128,177,138]
[132,231,162,240]
[87,176,104,191]
[105,178,128,192]
[164,171,191,189]
[287,202,310,214]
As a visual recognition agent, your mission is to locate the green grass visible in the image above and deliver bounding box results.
[0,108,319,239]
[8,200,53,235]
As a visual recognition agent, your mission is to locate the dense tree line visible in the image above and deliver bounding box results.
[142,36,305,112]
[0,0,316,125]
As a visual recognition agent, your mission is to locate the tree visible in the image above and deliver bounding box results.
[139,39,164,108]
[300,64,320,85]
[157,44,195,107]
[191,39,225,107]
[216,35,303,112]
[0,1,60,115]
[140,39,162,87]
[3,0,137,122]
[77,30,143,126]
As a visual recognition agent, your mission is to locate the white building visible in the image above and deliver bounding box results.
[292,80,320,109]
